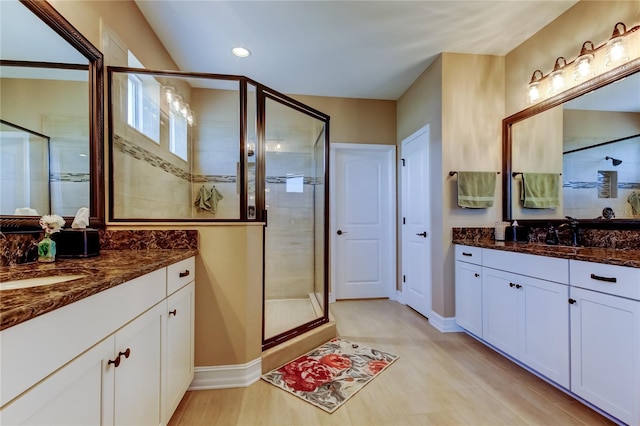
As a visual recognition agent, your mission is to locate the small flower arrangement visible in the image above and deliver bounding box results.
[39,214,65,238]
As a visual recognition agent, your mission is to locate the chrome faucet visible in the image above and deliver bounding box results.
[559,216,580,246]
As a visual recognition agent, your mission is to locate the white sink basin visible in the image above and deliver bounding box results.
[0,275,85,291]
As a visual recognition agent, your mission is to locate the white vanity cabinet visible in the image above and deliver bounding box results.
[0,336,113,425]
[111,302,165,426]
[569,261,640,426]
[0,256,196,426]
[164,257,195,424]
[482,269,570,387]
[454,245,483,337]
[455,247,571,388]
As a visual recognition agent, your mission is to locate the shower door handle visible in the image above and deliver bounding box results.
[337,230,347,235]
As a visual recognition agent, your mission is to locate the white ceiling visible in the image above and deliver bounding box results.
[134,0,579,100]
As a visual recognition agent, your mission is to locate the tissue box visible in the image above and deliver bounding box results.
[51,228,100,258]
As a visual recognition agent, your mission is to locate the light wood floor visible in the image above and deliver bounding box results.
[169,299,614,425]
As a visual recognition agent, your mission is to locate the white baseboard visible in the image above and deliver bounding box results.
[189,358,262,390]
[427,311,464,333]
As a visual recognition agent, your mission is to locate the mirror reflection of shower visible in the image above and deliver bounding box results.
[606,156,622,166]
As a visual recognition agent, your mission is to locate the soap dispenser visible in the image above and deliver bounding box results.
[545,224,559,245]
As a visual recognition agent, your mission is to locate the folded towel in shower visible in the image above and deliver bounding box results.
[628,191,640,215]
[194,185,224,214]
[521,173,559,209]
[457,171,496,208]
[210,186,224,213]
[195,186,212,212]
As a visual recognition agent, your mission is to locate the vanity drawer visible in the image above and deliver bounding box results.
[570,260,640,300]
[455,245,482,265]
[483,248,569,284]
[167,256,195,295]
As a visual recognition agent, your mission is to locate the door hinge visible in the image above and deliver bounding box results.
[401,158,405,166]
[403,217,406,225]
[403,275,406,283]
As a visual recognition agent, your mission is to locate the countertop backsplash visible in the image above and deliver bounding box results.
[453,226,639,251]
[1,229,199,266]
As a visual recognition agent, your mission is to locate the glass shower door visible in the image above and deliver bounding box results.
[262,95,328,346]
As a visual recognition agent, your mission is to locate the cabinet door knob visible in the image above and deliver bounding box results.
[108,355,121,368]
[169,309,177,316]
[568,298,577,304]
[515,284,522,289]
[474,273,480,278]
[509,282,515,288]
[179,270,190,278]
[119,348,131,359]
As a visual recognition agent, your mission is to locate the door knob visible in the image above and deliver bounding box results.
[416,231,427,237]
[337,230,348,235]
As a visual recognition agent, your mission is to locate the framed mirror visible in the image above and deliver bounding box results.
[503,57,640,227]
[0,0,104,229]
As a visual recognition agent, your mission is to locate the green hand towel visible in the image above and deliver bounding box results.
[194,185,212,212]
[194,185,224,214]
[628,191,640,215]
[521,173,559,209]
[457,172,496,208]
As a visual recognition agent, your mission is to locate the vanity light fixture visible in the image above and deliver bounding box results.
[526,20,639,105]
[574,41,595,81]
[605,22,630,67]
[549,57,567,94]
[232,47,251,58]
[162,86,196,126]
[527,70,544,104]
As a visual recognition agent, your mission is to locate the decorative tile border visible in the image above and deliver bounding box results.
[50,172,90,183]
[564,181,640,189]
[116,133,322,186]
[114,134,191,181]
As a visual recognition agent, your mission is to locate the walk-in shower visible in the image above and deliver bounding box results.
[108,69,329,349]
[262,96,327,347]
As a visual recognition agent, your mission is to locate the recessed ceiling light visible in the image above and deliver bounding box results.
[232,47,250,58]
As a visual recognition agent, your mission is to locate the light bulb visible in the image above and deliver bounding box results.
[172,95,182,111]
[164,86,175,103]
[550,71,564,93]
[527,82,541,104]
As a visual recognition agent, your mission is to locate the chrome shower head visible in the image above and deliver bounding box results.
[606,156,622,166]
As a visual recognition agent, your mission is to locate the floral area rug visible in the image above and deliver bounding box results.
[261,338,399,413]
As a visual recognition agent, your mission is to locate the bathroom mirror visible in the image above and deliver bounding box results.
[503,57,640,227]
[0,0,104,229]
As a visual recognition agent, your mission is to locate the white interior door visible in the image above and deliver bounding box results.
[401,126,431,318]
[331,144,395,300]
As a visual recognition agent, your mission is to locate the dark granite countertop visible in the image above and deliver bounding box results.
[0,249,198,331]
[453,238,640,269]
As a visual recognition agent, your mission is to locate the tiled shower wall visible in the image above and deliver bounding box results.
[563,109,640,219]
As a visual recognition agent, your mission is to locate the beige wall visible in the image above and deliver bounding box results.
[292,95,396,145]
[398,53,504,318]
[49,0,178,71]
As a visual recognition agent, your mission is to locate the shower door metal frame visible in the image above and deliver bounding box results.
[258,86,330,351]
